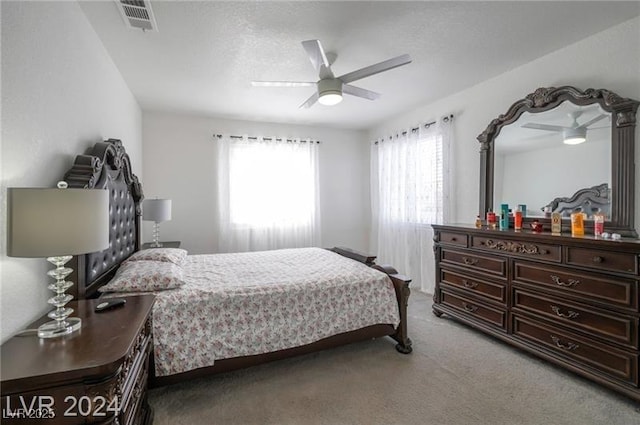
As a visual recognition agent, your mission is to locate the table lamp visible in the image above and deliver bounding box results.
[142,198,171,247]
[7,182,110,338]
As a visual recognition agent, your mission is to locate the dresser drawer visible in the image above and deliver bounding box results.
[441,249,507,278]
[471,236,561,263]
[513,261,638,311]
[513,289,638,349]
[118,317,152,425]
[122,366,150,425]
[437,231,468,248]
[440,268,507,304]
[513,315,638,386]
[566,247,638,275]
[441,289,507,330]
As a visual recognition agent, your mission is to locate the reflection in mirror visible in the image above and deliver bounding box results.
[478,86,639,237]
[493,101,611,218]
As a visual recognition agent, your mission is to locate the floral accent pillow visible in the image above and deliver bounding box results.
[124,248,188,267]
[99,261,185,293]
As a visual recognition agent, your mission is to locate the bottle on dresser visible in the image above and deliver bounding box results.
[499,203,509,230]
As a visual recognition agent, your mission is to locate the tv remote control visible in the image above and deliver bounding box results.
[95,298,126,312]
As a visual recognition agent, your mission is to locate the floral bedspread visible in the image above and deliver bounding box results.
[141,247,399,376]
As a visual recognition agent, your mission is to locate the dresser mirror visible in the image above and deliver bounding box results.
[478,86,639,236]
[494,101,611,219]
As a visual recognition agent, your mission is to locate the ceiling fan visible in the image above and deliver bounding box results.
[521,111,608,145]
[251,40,412,108]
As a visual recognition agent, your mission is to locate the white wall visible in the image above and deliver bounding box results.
[368,17,640,288]
[498,138,610,217]
[0,2,142,342]
[142,112,369,254]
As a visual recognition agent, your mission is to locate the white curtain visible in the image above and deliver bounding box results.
[371,118,453,293]
[216,135,320,253]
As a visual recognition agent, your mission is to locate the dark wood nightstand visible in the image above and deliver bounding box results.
[141,241,181,249]
[1,295,155,425]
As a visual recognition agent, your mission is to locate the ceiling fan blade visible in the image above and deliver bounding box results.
[299,92,319,109]
[343,84,381,101]
[302,40,330,74]
[578,113,608,129]
[521,123,568,132]
[251,81,315,87]
[338,54,412,84]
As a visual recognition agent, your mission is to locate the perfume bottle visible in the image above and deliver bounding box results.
[487,210,497,230]
[551,212,562,235]
[499,204,509,230]
[530,220,543,232]
[475,215,482,228]
[571,212,586,237]
[514,209,523,231]
[518,204,527,218]
[594,213,605,237]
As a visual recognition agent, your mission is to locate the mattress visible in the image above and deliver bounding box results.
[111,247,400,377]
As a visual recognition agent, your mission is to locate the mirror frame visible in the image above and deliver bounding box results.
[478,86,639,237]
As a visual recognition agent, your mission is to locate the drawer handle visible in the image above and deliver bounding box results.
[550,335,579,351]
[484,239,543,255]
[550,275,580,287]
[462,279,479,289]
[550,305,580,319]
[462,302,478,312]
[451,237,457,241]
[462,257,478,266]
[592,256,603,263]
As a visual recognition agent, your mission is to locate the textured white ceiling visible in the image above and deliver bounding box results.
[79,1,640,130]
[496,102,610,154]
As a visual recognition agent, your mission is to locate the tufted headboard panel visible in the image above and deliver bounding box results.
[64,139,143,298]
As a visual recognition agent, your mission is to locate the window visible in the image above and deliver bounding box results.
[216,136,320,252]
[228,141,316,227]
[371,118,453,293]
[379,130,445,225]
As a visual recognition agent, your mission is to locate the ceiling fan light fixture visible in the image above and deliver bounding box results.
[317,79,343,106]
[563,127,587,145]
[318,92,343,106]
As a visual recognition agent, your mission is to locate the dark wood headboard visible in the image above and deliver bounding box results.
[65,139,144,299]
[541,183,610,217]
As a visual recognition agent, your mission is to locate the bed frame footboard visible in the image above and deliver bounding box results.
[372,264,412,354]
[331,247,412,354]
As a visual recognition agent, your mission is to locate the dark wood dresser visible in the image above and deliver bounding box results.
[1,295,155,424]
[432,224,640,402]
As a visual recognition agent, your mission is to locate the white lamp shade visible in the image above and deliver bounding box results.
[143,199,172,222]
[7,187,110,258]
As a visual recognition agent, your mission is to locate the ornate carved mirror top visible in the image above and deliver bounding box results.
[478,86,639,236]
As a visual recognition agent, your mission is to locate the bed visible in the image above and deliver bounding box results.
[64,139,412,386]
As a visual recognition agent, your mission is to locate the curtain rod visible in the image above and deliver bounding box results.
[213,134,321,144]
[374,114,454,144]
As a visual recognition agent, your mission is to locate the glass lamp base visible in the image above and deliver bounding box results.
[150,222,164,248]
[37,317,82,338]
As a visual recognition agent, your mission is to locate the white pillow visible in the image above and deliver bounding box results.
[124,248,188,267]
[99,261,185,293]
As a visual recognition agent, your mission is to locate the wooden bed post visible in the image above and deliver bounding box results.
[372,264,412,354]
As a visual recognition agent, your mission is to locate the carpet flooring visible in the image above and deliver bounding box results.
[149,291,640,424]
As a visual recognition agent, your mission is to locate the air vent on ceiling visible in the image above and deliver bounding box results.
[115,0,158,32]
